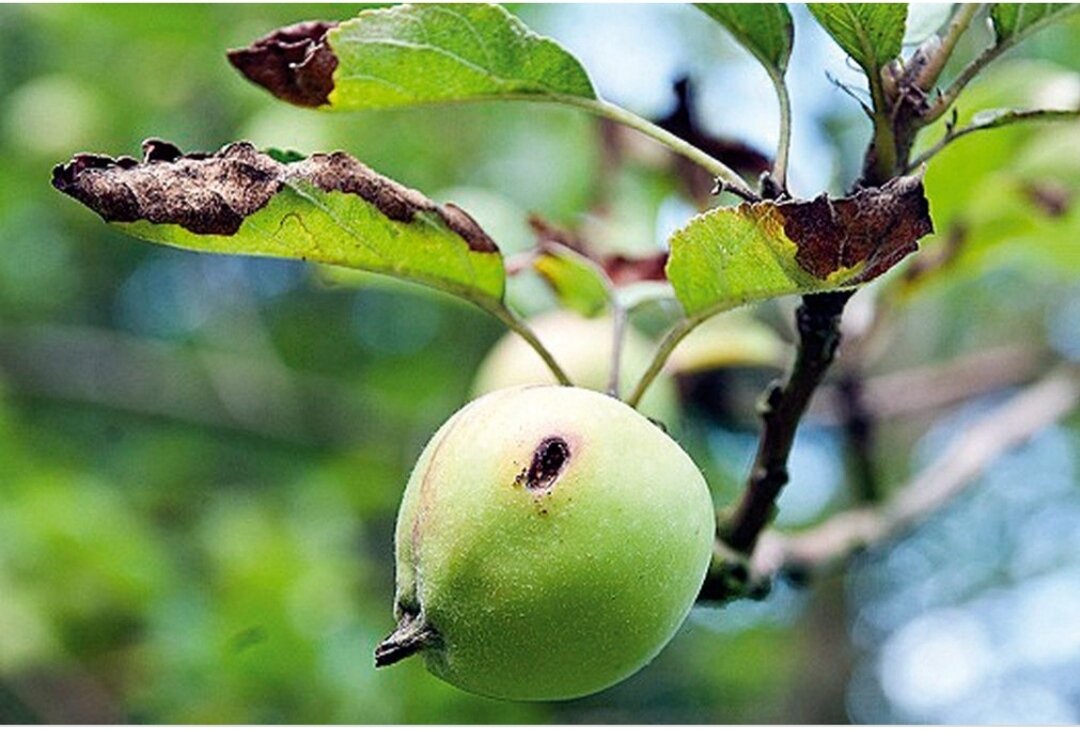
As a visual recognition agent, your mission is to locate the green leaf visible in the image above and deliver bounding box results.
[531,243,612,318]
[695,3,794,77]
[990,4,1079,43]
[807,3,907,76]
[52,140,505,308]
[228,4,595,110]
[666,175,932,318]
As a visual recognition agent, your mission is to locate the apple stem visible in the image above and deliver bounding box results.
[374,613,438,668]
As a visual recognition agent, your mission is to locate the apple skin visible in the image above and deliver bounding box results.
[471,311,679,425]
[388,385,715,701]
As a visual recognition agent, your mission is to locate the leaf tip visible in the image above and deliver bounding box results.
[227,20,339,107]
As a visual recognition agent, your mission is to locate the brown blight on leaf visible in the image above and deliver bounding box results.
[227,21,338,107]
[528,213,670,287]
[778,173,933,283]
[603,253,668,286]
[51,139,498,253]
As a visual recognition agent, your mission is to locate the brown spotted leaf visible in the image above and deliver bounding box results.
[228,4,595,110]
[52,139,505,305]
[667,174,932,318]
[524,214,673,313]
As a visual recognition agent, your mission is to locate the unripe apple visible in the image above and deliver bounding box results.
[376,385,715,701]
[471,310,679,425]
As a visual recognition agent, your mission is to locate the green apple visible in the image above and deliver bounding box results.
[376,385,715,701]
[471,310,679,425]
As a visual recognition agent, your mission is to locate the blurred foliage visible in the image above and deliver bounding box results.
[0,3,1078,724]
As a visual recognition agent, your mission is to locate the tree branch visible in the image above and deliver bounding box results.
[751,367,1079,588]
[907,107,1079,172]
[717,290,853,554]
[835,368,881,503]
[922,6,1080,124]
[908,3,984,93]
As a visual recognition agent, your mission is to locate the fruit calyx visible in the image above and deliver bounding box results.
[374,610,439,668]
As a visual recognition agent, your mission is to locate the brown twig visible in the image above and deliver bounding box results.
[752,367,1080,582]
[718,291,853,554]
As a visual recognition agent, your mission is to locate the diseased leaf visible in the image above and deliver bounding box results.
[990,4,1079,43]
[808,4,907,76]
[532,243,611,318]
[229,4,595,110]
[602,252,669,287]
[52,139,505,307]
[227,21,340,107]
[525,216,672,316]
[667,175,932,318]
[695,4,794,77]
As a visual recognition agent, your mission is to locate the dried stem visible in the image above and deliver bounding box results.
[374,612,439,668]
[753,367,1080,580]
[718,291,852,554]
[701,367,1079,602]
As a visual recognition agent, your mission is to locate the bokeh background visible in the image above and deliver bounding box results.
[1,3,1079,723]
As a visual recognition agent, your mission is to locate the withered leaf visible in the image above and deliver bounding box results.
[51,139,507,308]
[667,174,933,318]
[527,214,670,287]
[227,21,339,108]
[52,139,496,253]
[228,5,596,112]
[778,173,932,283]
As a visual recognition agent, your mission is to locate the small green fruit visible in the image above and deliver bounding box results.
[376,385,715,701]
[471,310,680,425]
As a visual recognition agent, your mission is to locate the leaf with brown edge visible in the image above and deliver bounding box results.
[52,139,506,307]
[228,4,596,111]
[667,174,933,319]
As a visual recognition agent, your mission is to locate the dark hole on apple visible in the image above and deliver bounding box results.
[525,437,570,492]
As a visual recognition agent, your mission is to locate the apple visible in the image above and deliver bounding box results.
[376,385,715,701]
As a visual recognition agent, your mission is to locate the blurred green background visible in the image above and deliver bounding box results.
[1,3,1079,723]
